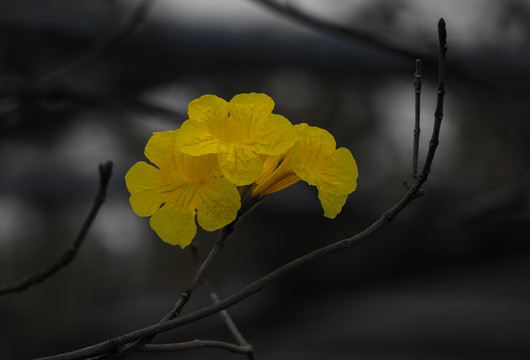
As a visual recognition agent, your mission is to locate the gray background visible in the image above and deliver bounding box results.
[1,0,529,359]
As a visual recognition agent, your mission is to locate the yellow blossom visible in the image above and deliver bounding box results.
[250,153,299,196]
[251,123,358,218]
[174,93,297,186]
[125,130,241,248]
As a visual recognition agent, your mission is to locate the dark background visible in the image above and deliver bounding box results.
[1,0,530,359]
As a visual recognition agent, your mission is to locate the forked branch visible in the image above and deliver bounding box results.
[101,226,237,359]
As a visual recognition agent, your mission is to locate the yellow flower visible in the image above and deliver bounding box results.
[250,153,299,197]
[174,93,297,186]
[125,130,241,248]
[251,123,358,218]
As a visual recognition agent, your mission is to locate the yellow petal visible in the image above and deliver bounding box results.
[228,94,295,151]
[218,144,264,185]
[228,93,275,125]
[129,189,166,217]
[252,114,297,155]
[290,124,337,181]
[126,126,243,248]
[178,95,230,155]
[177,93,296,185]
[173,151,222,183]
[195,177,241,231]
[188,94,230,125]
[320,147,358,194]
[125,162,175,216]
[175,119,220,156]
[318,189,349,219]
[149,202,197,248]
[290,123,358,217]
[125,161,165,193]
[251,154,300,196]
[144,130,178,172]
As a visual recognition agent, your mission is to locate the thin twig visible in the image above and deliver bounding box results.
[412,59,422,179]
[166,225,237,319]
[102,197,261,359]
[0,161,113,296]
[204,282,254,357]
[140,340,253,354]
[191,245,255,359]
[419,18,447,181]
[101,224,237,359]
[34,175,434,360]
[36,18,448,360]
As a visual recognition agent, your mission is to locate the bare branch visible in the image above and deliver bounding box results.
[134,245,256,360]
[140,340,253,354]
[419,18,447,181]
[204,282,254,357]
[413,58,422,180]
[100,224,238,359]
[167,225,237,319]
[34,179,434,360]
[0,161,113,295]
[191,245,255,359]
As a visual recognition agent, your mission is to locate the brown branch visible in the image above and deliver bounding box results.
[140,340,253,354]
[191,245,255,359]
[99,195,261,359]
[133,253,256,359]
[36,18,448,360]
[34,175,433,360]
[412,58,422,180]
[0,161,113,296]
[166,225,237,319]
[203,281,254,358]
[100,224,237,359]
[419,18,447,181]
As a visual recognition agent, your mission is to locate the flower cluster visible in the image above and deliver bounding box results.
[125,93,358,248]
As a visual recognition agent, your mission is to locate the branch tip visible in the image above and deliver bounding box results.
[99,161,113,187]
[0,160,113,295]
[438,18,448,49]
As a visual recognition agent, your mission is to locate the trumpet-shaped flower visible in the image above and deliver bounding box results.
[251,123,358,218]
[174,93,297,186]
[291,123,358,218]
[250,153,299,197]
[125,130,241,248]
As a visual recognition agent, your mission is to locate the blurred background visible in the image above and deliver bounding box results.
[1,0,529,359]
